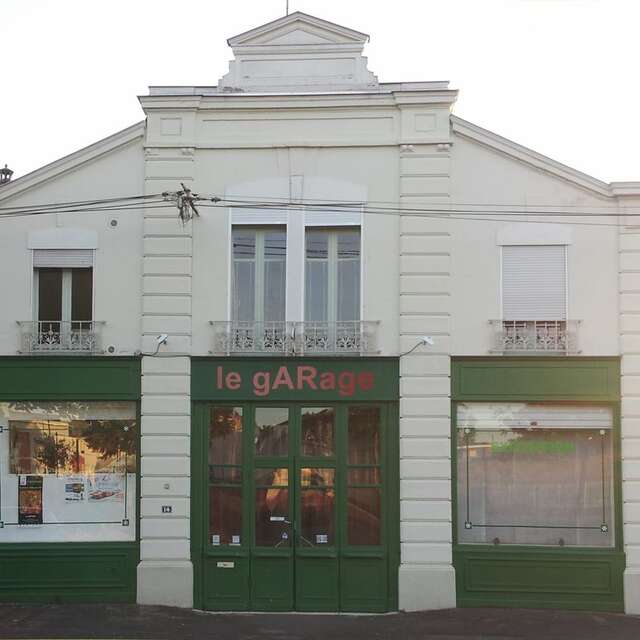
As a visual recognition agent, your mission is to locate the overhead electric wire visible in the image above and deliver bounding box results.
[208,193,640,214]
[198,201,631,229]
[0,193,164,213]
[0,201,174,219]
[215,196,640,218]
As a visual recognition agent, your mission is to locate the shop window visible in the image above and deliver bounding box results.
[347,406,381,546]
[305,228,360,323]
[0,401,137,542]
[232,227,286,323]
[456,403,615,547]
[209,407,243,546]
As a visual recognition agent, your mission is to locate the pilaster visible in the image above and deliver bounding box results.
[397,103,455,610]
[618,194,640,614]
[138,141,195,607]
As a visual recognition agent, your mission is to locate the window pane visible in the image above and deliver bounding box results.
[255,486,290,546]
[348,407,380,465]
[301,407,334,457]
[348,487,381,545]
[457,426,614,547]
[264,231,286,258]
[209,467,242,484]
[232,230,255,259]
[209,407,243,465]
[305,261,328,321]
[337,259,360,322]
[71,268,92,322]
[255,408,289,456]
[348,468,381,485]
[337,231,360,259]
[255,467,289,486]
[306,231,328,259]
[264,259,286,322]
[232,261,255,321]
[9,418,137,475]
[209,487,242,545]
[37,268,62,322]
[300,468,335,546]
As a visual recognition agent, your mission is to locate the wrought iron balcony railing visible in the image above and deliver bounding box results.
[211,321,379,356]
[18,321,105,354]
[490,320,580,355]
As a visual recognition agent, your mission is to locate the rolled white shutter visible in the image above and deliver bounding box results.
[457,403,613,430]
[502,245,566,320]
[33,249,93,268]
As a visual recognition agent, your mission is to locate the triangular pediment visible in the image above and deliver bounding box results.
[227,12,369,47]
[219,12,377,92]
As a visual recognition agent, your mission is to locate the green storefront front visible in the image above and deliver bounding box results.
[452,357,625,611]
[0,357,140,603]
[190,357,400,612]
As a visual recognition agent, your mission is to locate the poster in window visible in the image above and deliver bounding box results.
[88,474,124,502]
[18,475,43,525]
[65,476,86,502]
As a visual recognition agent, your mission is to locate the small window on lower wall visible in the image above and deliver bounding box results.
[0,401,137,542]
[456,403,615,547]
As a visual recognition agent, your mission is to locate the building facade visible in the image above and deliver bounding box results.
[0,11,639,613]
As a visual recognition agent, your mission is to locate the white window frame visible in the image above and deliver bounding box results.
[32,253,95,324]
[229,226,287,323]
[303,227,362,324]
[227,211,363,325]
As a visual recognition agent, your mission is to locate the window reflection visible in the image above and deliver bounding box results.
[348,407,380,465]
[255,468,289,546]
[255,408,288,456]
[300,468,335,546]
[209,407,243,465]
[301,408,334,457]
[347,487,381,546]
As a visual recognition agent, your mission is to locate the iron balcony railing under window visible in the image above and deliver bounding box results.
[18,321,105,354]
[490,320,580,355]
[211,321,379,355]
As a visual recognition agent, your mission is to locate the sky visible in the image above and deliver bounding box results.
[1,0,638,183]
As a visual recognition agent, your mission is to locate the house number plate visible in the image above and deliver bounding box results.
[217,561,234,569]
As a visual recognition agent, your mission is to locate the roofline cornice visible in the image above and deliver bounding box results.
[451,115,613,198]
[0,121,145,202]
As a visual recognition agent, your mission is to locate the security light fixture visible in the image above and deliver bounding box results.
[156,334,169,345]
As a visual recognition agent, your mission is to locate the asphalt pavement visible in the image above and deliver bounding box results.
[1,604,640,639]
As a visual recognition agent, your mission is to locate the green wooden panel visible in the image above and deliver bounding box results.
[452,357,620,402]
[0,357,141,400]
[0,542,138,603]
[295,556,339,611]
[191,358,399,402]
[340,557,388,612]
[203,556,250,610]
[454,547,625,611]
[251,556,294,610]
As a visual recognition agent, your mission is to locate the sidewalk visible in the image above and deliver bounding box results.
[1,604,640,640]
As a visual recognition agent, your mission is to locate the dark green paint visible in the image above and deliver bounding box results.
[452,357,620,402]
[451,357,624,612]
[0,356,141,400]
[191,357,399,402]
[191,358,399,612]
[0,357,141,604]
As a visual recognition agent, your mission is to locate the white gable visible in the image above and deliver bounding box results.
[218,12,378,93]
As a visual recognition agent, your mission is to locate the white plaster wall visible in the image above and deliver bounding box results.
[190,145,399,357]
[0,139,145,355]
[449,134,619,356]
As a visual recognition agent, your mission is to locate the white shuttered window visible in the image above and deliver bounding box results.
[502,245,566,320]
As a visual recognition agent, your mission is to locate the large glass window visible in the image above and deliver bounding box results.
[305,228,360,323]
[456,403,614,547]
[0,401,136,542]
[232,227,286,323]
[209,407,243,546]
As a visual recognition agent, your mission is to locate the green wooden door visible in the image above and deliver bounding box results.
[196,401,396,612]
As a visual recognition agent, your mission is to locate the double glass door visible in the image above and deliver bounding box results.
[201,403,395,612]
